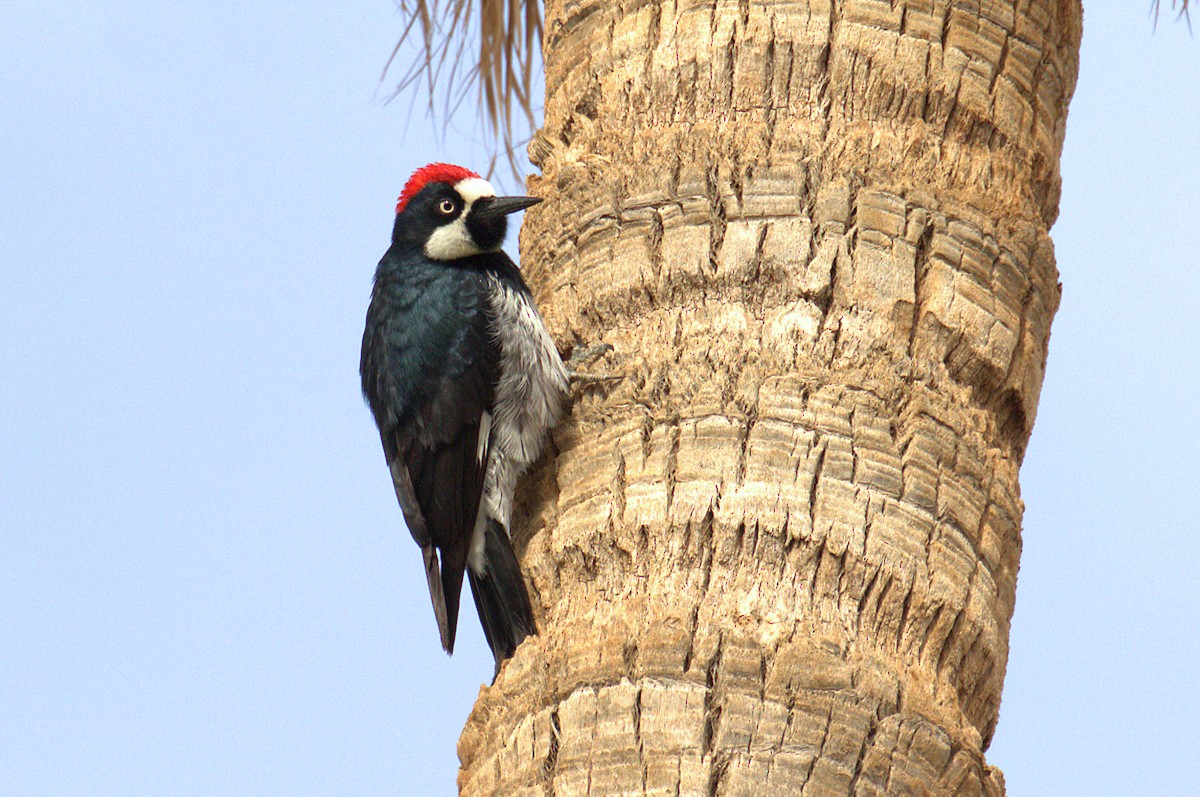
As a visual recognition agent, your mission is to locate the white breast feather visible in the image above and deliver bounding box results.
[482,276,569,530]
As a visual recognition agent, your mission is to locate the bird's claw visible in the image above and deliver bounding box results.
[565,342,620,385]
[570,371,623,385]
[566,342,613,370]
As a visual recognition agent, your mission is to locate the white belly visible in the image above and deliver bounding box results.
[482,276,569,531]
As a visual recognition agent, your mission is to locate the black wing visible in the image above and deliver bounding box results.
[361,264,500,653]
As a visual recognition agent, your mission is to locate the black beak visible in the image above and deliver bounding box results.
[475,195,543,218]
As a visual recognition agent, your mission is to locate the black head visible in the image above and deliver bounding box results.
[392,164,541,261]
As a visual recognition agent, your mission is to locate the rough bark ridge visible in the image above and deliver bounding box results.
[459,0,1080,794]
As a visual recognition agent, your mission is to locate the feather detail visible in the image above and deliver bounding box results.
[396,163,480,214]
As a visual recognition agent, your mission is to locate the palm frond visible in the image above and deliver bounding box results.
[1151,0,1192,33]
[385,0,544,180]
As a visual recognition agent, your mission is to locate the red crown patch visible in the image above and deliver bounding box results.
[395,163,481,214]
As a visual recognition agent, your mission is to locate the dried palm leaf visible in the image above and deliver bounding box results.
[384,0,543,179]
[1151,0,1192,31]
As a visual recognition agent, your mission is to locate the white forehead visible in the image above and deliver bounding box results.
[454,177,495,205]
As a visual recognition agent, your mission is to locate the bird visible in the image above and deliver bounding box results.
[359,163,569,671]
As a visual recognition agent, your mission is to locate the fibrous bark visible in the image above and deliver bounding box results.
[459,0,1080,794]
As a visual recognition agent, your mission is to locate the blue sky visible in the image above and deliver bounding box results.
[1,2,1196,795]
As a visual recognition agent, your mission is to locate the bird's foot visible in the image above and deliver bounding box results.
[566,342,620,385]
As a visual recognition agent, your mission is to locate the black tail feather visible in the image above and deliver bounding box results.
[438,542,468,655]
[419,545,452,653]
[468,518,536,670]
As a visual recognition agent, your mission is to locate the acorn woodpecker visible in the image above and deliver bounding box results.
[360,163,568,670]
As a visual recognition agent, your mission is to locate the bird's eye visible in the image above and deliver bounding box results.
[438,198,457,215]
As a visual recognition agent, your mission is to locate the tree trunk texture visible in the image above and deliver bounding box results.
[459,0,1080,794]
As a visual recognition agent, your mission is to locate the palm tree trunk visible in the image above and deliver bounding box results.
[459,0,1080,793]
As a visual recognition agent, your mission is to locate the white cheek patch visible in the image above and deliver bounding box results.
[423,177,500,260]
[424,217,480,260]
